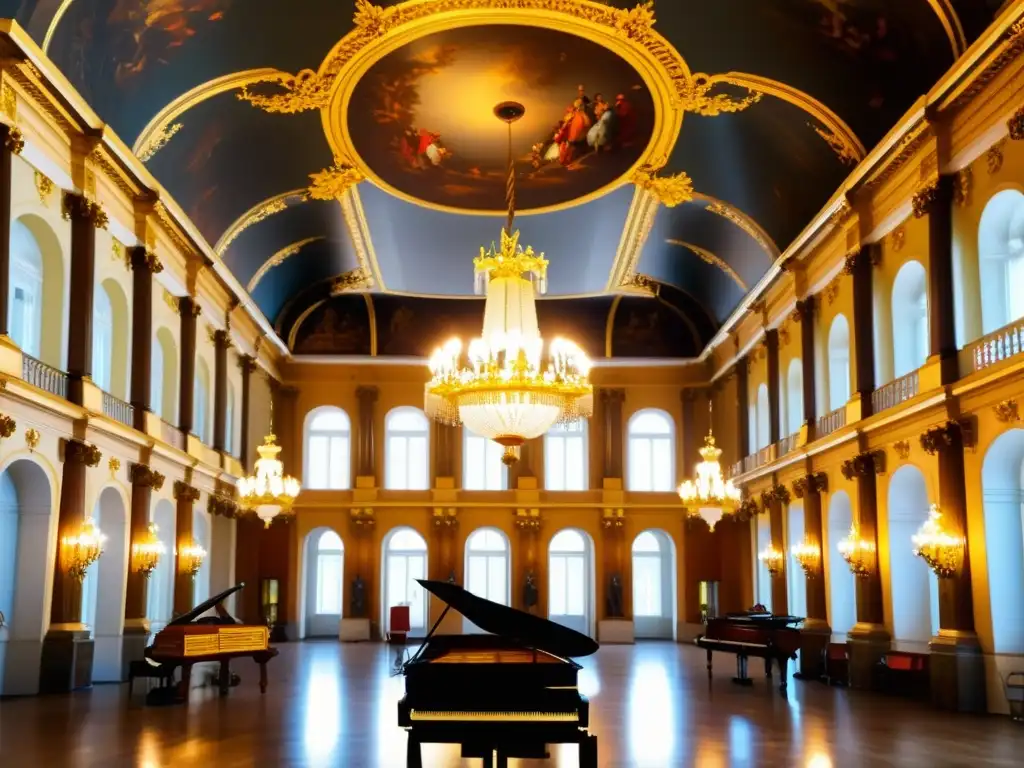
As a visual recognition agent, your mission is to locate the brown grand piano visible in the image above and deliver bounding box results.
[696,611,803,692]
[144,583,278,703]
[398,579,599,768]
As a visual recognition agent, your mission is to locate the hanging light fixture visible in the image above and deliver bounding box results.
[424,102,593,465]
[757,545,785,576]
[131,522,165,577]
[837,524,875,577]
[237,396,301,527]
[912,503,963,578]
[791,540,821,577]
[677,403,741,530]
[178,540,208,578]
[60,517,106,581]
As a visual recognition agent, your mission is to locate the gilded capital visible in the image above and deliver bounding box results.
[61,191,109,230]
[173,480,201,503]
[130,463,166,491]
[62,439,102,467]
[130,246,163,275]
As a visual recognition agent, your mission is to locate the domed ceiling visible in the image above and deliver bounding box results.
[1,0,1006,358]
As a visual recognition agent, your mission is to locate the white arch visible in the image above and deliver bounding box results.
[548,527,597,638]
[10,215,64,368]
[304,406,352,490]
[0,457,55,696]
[627,408,675,491]
[147,499,176,633]
[978,190,1024,334]
[825,491,857,635]
[381,527,428,637]
[827,315,851,411]
[631,529,677,639]
[786,359,803,435]
[194,357,212,443]
[385,406,430,490]
[786,503,807,619]
[153,326,178,423]
[464,527,511,632]
[101,278,131,400]
[302,527,345,638]
[886,465,938,642]
[891,261,929,378]
[84,486,130,682]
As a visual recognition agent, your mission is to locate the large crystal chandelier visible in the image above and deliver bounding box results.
[677,404,741,530]
[424,102,593,465]
[237,400,300,527]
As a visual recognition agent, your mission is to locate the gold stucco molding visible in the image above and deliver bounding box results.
[247,237,325,293]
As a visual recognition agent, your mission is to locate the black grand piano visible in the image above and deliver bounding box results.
[696,610,803,692]
[398,579,599,768]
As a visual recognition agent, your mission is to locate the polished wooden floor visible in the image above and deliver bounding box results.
[1,641,1021,767]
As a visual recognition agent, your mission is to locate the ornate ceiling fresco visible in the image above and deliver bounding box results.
[0,0,1006,357]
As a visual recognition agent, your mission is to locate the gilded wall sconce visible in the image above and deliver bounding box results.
[131,522,165,577]
[178,540,208,578]
[757,546,784,576]
[837,525,875,577]
[791,540,820,578]
[60,517,106,581]
[911,504,964,578]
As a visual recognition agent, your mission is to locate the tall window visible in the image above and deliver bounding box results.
[464,528,509,631]
[756,383,770,450]
[548,529,590,635]
[827,315,851,411]
[385,407,429,490]
[545,422,587,491]
[978,189,1024,334]
[463,430,506,490]
[786,359,803,435]
[891,260,929,378]
[627,409,674,491]
[786,504,806,619]
[92,284,113,392]
[632,531,662,617]
[151,338,164,418]
[225,386,236,455]
[315,530,344,615]
[384,528,428,635]
[194,358,211,443]
[305,407,351,490]
[9,220,43,358]
[153,328,177,423]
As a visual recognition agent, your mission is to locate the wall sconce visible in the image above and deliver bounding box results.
[432,508,458,528]
[757,546,784,576]
[515,508,542,531]
[60,517,106,581]
[791,540,821,577]
[912,503,964,578]
[178,540,208,578]
[838,525,876,577]
[131,522,165,577]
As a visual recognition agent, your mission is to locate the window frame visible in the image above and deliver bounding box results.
[304,407,353,490]
[544,422,588,491]
[626,409,676,492]
[385,407,430,490]
[463,430,508,491]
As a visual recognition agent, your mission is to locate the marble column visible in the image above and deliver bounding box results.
[129,248,162,430]
[600,389,625,480]
[922,175,960,384]
[847,247,878,418]
[122,463,165,677]
[238,354,257,469]
[177,296,200,436]
[212,329,230,452]
[63,193,102,406]
[765,328,780,444]
[0,124,21,335]
[173,481,201,616]
[792,473,830,679]
[40,439,101,692]
[356,385,379,482]
[735,357,749,459]
[797,297,818,438]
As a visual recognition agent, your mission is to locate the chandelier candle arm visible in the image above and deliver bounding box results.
[791,540,821,577]
[178,540,208,578]
[678,403,741,530]
[912,504,964,578]
[837,525,876,577]
[757,545,784,576]
[60,517,106,581]
[131,522,166,577]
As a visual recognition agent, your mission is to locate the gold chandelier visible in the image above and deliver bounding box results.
[757,545,784,576]
[837,524,875,577]
[912,504,963,578]
[677,405,741,530]
[60,517,106,581]
[237,400,301,527]
[131,522,165,577]
[791,540,820,577]
[425,102,593,464]
[178,540,208,578]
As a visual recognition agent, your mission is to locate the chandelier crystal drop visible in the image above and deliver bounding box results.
[677,403,741,530]
[424,102,593,464]
[237,397,301,527]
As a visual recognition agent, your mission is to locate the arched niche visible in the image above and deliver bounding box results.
[548,528,597,638]
[147,499,176,633]
[302,527,345,639]
[0,457,55,696]
[886,465,938,642]
[786,502,806,619]
[102,278,131,400]
[825,491,857,635]
[194,357,212,443]
[755,513,773,610]
[11,215,64,368]
[82,486,129,682]
[978,189,1024,335]
[827,315,851,411]
[153,326,178,423]
[890,261,929,379]
[463,527,511,633]
[786,358,803,436]
[381,527,428,638]
[631,529,676,640]
[756,383,770,450]
[193,509,212,605]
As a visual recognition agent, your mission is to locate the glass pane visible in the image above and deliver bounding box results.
[408,555,426,630]
[488,555,507,605]
[1010,255,1024,321]
[566,556,585,616]
[465,436,486,490]
[311,409,350,431]
[387,435,408,489]
[388,555,408,614]
[151,341,164,418]
[546,435,566,491]
[652,437,672,491]
[629,437,652,491]
[565,436,585,491]
[389,528,426,550]
[632,531,660,553]
[633,556,661,617]
[550,529,585,552]
[409,436,428,490]
[388,408,428,432]
[318,530,343,551]
[329,436,349,489]
[308,435,329,489]
[630,410,671,435]
[549,555,566,615]
[484,441,504,490]
[316,553,342,614]
[467,555,487,598]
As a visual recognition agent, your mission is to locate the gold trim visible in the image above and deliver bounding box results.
[132,68,289,162]
[33,171,54,205]
[342,186,386,290]
[214,190,306,257]
[246,237,324,293]
[607,186,659,291]
[924,0,967,59]
[698,194,780,261]
[309,158,363,200]
[605,294,623,358]
[666,239,747,291]
[42,0,77,54]
[632,164,693,207]
[287,300,325,350]
[364,293,378,356]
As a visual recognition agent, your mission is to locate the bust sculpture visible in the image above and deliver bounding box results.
[606,573,624,618]
[351,575,366,618]
[523,571,539,613]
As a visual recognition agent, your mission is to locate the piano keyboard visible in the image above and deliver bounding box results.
[410,710,579,722]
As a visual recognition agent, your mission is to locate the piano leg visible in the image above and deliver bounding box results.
[765,657,773,679]
[495,753,508,768]
[218,662,231,696]
[705,648,713,676]
[178,663,193,703]
[258,660,268,694]
[777,656,789,692]
[579,734,598,768]
[405,733,422,768]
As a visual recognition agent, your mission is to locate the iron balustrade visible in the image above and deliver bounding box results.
[815,406,846,439]
[160,419,185,451]
[871,370,920,414]
[101,392,134,427]
[21,354,68,399]
[969,319,1024,372]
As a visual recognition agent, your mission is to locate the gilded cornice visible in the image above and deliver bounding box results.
[247,237,324,293]
[945,17,1024,111]
[606,186,659,291]
[666,239,747,291]
[153,201,196,259]
[860,119,933,193]
[631,164,693,207]
[214,190,306,257]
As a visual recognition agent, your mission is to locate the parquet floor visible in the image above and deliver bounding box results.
[0,641,1021,767]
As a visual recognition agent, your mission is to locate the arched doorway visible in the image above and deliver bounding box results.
[147,500,176,632]
[381,527,428,637]
[887,465,938,642]
[549,528,595,637]
[0,458,55,696]
[786,503,807,619]
[304,528,344,638]
[826,491,857,635]
[890,261,929,378]
[631,530,676,639]
[827,315,851,410]
[464,527,510,633]
[82,487,129,682]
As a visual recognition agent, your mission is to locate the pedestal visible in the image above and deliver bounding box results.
[930,631,986,713]
[796,619,831,681]
[598,619,634,644]
[340,618,371,642]
[39,628,94,693]
[846,623,890,690]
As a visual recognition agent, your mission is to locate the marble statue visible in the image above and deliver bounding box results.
[606,573,624,618]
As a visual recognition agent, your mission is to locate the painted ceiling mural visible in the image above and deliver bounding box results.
[0,0,1005,356]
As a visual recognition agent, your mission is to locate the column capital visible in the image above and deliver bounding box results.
[238,354,259,373]
[212,327,233,349]
[129,246,163,275]
[911,175,955,219]
[208,493,240,518]
[61,191,108,229]
[173,480,201,503]
[61,439,102,467]
[920,418,976,455]
[600,388,625,405]
[2,123,24,155]
[795,294,816,321]
[792,472,828,499]
[680,387,701,403]
[129,463,166,491]
[841,449,886,480]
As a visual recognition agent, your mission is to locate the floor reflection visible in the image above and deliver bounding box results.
[627,659,676,766]
[303,654,343,764]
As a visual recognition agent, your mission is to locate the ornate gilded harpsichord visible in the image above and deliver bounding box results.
[398,579,599,768]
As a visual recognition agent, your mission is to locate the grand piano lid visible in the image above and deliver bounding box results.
[416,579,599,658]
[164,583,245,626]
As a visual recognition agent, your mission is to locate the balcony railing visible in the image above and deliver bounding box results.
[101,392,134,428]
[776,432,800,458]
[740,444,776,474]
[872,370,920,414]
[816,406,846,439]
[22,354,68,399]
[160,419,185,451]
[968,318,1024,373]
[728,460,743,479]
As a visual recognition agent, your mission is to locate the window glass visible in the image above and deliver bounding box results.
[92,285,113,392]
[306,408,351,490]
[545,423,587,491]
[627,410,674,491]
[464,431,506,490]
[385,408,429,490]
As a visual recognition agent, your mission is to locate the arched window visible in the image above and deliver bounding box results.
[383,527,428,636]
[151,338,163,419]
[548,529,593,636]
[545,422,587,491]
[787,359,803,435]
[463,430,506,491]
[756,383,770,450]
[303,528,345,638]
[225,385,236,455]
[627,409,675,491]
[385,407,430,490]
[891,261,929,378]
[153,327,177,423]
[91,284,113,392]
[632,530,676,639]
[826,492,857,635]
[978,190,1024,334]
[755,514,772,611]
[146,501,176,632]
[464,528,510,631]
[785,504,806,619]
[9,219,43,358]
[887,465,939,642]
[827,315,851,411]
[194,358,211,443]
[305,407,351,490]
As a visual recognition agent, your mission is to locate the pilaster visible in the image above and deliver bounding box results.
[356,385,379,484]
[797,296,817,439]
[122,463,165,678]
[212,329,231,452]
[846,246,879,418]
[129,248,162,429]
[178,296,200,436]
[63,192,105,406]
[600,388,625,481]
[735,357,749,458]
[238,354,257,469]
[172,481,201,616]
[765,328,780,445]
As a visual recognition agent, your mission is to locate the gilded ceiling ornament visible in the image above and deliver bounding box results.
[247,237,324,292]
[0,82,16,122]
[309,158,364,201]
[890,225,906,252]
[136,122,182,163]
[632,164,693,207]
[1009,104,1024,141]
[665,239,747,291]
[623,273,657,296]
[34,171,54,205]
[216,197,291,256]
[987,140,1005,175]
[953,167,973,207]
[353,0,397,37]
[611,1,655,43]
[24,428,40,451]
[912,182,940,218]
[679,74,762,117]
[894,440,911,461]
[704,200,779,260]
[238,69,329,114]
[3,126,24,155]
[809,123,860,166]
[330,267,374,295]
[340,189,385,291]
